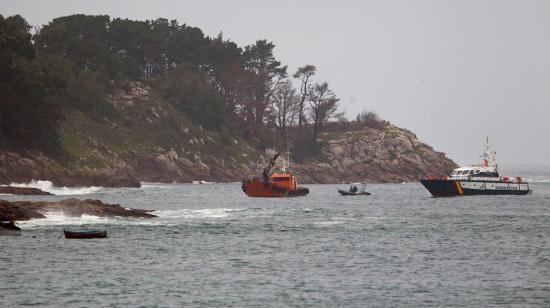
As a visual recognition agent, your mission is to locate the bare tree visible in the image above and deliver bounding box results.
[308,82,343,141]
[356,108,385,130]
[269,80,299,148]
[293,65,316,128]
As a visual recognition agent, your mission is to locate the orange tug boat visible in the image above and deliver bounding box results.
[242,153,309,197]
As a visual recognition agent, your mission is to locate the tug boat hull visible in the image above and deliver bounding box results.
[242,180,309,197]
[242,152,309,198]
[421,179,531,197]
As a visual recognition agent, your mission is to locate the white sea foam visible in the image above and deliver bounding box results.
[192,180,215,184]
[7,180,101,195]
[153,208,241,219]
[313,220,345,226]
[18,212,108,227]
[140,182,172,189]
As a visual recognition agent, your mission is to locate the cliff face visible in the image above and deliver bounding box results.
[0,82,456,186]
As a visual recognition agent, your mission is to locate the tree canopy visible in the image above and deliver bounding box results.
[0,14,372,160]
[0,15,65,153]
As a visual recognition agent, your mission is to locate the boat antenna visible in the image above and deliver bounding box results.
[481,137,498,170]
[283,129,290,172]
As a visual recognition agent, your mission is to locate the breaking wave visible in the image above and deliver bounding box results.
[8,180,101,195]
[18,208,246,228]
[18,212,108,227]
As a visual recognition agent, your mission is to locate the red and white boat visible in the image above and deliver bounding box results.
[421,138,531,197]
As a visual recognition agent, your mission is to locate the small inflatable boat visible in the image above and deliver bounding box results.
[338,190,371,196]
[338,182,371,196]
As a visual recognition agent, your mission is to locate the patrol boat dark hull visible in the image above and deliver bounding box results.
[421,179,531,197]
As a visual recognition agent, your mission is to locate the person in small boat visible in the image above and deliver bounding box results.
[349,185,358,193]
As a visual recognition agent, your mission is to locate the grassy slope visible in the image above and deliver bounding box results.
[57,82,264,181]
[49,81,456,184]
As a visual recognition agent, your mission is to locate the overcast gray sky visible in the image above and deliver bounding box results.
[2,0,549,167]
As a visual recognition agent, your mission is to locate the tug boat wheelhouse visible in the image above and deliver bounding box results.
[242,153,309,197]
[421,138,531,197]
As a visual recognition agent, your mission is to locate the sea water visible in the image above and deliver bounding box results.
[1,180,549,307]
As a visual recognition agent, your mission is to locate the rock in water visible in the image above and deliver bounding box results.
[0,198,156,221]
[0,186,52,195]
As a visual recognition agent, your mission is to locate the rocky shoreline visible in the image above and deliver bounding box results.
[0,198,156,221]
[0,186,52,195]
[0,151,141,187]
[0,126,456,187]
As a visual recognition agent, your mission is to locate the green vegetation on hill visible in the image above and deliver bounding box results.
[1,14,373,161]
[0,15,65,153]
[0,14,457,186]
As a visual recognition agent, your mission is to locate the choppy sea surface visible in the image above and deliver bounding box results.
[1,177,550,307]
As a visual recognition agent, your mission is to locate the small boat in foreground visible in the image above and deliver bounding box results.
[421,138,531,197]
[64,229,107,239]
[242,153,309,197]
[338,182,371,196]
[0,221,22,236]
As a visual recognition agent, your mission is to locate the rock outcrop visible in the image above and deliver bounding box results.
[292,125,457,183]
[0,198,156,221]
[0,186,52,195]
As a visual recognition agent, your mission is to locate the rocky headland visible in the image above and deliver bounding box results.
[292,125,457,183]
[0,82,456,186]
[0,198,156,221]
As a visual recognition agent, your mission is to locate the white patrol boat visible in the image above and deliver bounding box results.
[420,138,531,197]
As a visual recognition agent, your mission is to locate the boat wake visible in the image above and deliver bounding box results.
[8,180,101,195]
[525,176,550,183]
